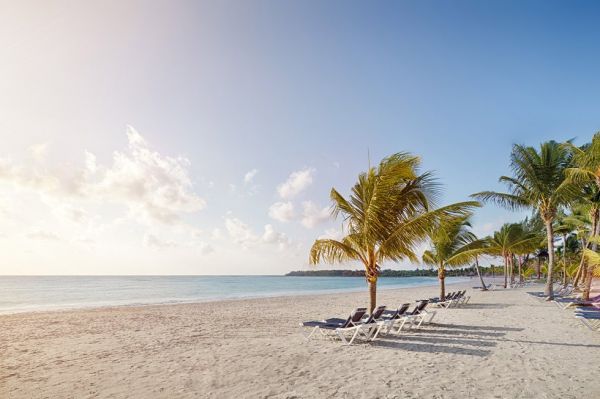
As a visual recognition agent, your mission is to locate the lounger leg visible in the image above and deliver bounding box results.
[337,330,349,345]
[428,311,437,323]
[394,318,405,334]
[370,323,385,341]
[347,328,361,345]
[300,325,319,341]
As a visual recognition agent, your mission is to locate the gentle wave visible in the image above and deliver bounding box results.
[0,275,469,314]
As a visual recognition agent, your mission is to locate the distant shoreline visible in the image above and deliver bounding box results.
[285,268,474,277]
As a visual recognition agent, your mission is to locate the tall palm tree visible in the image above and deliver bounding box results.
[309,153,479,313]
[422,216,487,300]
[565,133,600,300]
[472,141,577,298]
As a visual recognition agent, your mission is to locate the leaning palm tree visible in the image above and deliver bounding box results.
[565,133,600,299]
[422,216,487,300]
[472,141,578,298]
[309,153,479,313]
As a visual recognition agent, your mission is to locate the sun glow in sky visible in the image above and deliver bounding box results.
[1,1,600,274]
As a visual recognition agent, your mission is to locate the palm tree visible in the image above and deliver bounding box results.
[582,236,600,295]
[485,223,540,288]
[309,153,479,313]
[422,216,487,300]
[564,133,600,300]
[561,205,592,288]
[472,141,577,298]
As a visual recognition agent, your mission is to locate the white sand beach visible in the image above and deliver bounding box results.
[1,280,599,399]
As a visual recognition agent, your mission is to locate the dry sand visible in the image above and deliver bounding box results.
[1,280,599,399]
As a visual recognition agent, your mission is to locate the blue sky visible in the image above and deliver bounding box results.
[1,1,599,274]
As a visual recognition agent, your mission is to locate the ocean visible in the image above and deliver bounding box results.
[0,275,469,314]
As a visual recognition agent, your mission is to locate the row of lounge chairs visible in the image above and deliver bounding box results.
[527,283,600,332]
[300,291,470,345]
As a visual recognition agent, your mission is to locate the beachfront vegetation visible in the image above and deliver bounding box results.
[483,223,540,289]
[422,216,487,300]
[308,153,479,313]
[285,268,474,277]
[309,132,600,307]
[473,132,600,297]
[472,141,579,298]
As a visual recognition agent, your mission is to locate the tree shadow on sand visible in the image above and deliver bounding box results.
[395,334,497,348]
[428,323,524,332]
[459,303,513,309]
[371,338,492,357]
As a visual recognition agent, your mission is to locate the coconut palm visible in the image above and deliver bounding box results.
[582,236,600,293]
[309,152,479,313]
[422,216,488,300]
[561,205,592,288]
[472,141,578,298]
[564,133,600,299]
[485,223,541,288]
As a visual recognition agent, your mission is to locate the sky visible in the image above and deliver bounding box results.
[1,1,599,275]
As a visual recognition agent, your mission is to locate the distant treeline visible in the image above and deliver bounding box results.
[285,268,475,277]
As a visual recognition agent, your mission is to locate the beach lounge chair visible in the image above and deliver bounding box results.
[371,303,412,338]
[301,307,368,345]
[456,290,471,306]
[359,305,388,340]
[573,309,600,331]
[554,294,600,310]
[407,300,436,327]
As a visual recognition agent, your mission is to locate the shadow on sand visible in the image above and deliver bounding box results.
[371,338,492,357]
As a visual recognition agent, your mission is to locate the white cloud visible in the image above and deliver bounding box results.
[318,227,345,240]
[56,204,89,224]
[197,241,214,255]
[0,126,206,225]
[26,230,60,241]
[211,228,223,240]
[301,201,330,228]
[94,126,206,224]
[143,233,177,249]
[262,224,291,249]
[277,168,315,199]
[225,217,257,247]
[29,143,48,162]
[225,217,291,250]
[268,201,295,222]
[244,169,258,184]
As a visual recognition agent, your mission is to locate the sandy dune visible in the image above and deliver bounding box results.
[1,280,599,398]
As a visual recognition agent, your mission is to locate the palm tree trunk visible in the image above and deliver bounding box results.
[475,256,487,290]
[518,256,523,283]
[582,211,600,301]
[438,263,446,301]
[573,238,586,288]
[537,256,541,280]
[368,279,377,314]
[509,255,515,285]
[562,233,568,287]
[544,220,555,299]
[503,255,508,289]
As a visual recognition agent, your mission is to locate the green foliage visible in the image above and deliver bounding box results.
[472,141,578,221]
[422,216,487,270]
[309,152,480,283]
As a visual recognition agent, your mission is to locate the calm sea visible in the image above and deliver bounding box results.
[0,275,469,314]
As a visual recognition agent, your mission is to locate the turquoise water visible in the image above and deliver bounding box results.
[0,276,468,314]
